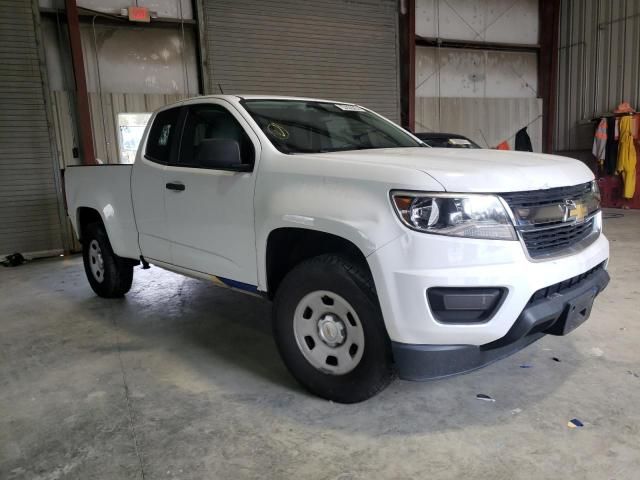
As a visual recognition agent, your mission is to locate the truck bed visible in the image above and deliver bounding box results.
[65,165,141,260]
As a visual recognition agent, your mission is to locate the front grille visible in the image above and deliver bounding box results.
[528,262,606,304]
[500,182,592,209]
[521,217,595,257]
[500,182,599,258]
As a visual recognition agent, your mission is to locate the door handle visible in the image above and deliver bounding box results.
[166,182,185,191]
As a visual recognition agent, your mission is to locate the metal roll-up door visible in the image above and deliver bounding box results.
[201,0,400,122]
[0,1,64,257]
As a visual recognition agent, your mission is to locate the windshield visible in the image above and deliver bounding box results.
[240,99,422,154]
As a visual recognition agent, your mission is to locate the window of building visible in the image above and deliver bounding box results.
[117,113,152,164]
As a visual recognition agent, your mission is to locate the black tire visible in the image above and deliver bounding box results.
[82,222,134,298]
[273,254,394,403]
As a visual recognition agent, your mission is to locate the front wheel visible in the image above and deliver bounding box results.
[273,254,394,403]
[82,223,133,298]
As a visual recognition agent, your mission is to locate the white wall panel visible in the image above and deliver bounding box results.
[416,0,538,45]
[80,24,199,95]
[41,19,199,95]
[416,46,537,98]
[414,1,540,152]
[416,97,543,151]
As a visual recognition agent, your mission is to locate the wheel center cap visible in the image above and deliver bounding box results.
[317,314,346,347]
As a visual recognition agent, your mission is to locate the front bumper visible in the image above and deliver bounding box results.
[367,226,609,345]
[391,264,610,380]
[366,222,610,379]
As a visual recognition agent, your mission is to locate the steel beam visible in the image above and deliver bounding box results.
[65,0,97,165]
[539,0,561,153]
[403,0,416,132]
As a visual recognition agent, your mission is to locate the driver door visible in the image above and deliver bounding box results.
[163,101,261,287]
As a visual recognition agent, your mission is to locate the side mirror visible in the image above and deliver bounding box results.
[196,138,251,171]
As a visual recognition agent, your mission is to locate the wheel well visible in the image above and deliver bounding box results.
[265,228,370,298]
[76,207,103,243]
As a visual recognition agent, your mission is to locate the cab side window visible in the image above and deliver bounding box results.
[145,107,181,164]
[178,104,255,168]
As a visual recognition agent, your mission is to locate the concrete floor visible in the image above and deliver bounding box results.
[1,209,639,480]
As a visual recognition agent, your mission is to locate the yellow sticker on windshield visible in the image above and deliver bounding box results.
[267,122,289,140]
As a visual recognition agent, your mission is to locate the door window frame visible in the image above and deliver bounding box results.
[169,101,259,172]
[143,106,185,165]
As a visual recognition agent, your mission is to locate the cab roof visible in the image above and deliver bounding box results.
[157,94,359,111]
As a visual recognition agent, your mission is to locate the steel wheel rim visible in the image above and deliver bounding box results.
[293,290,365,375]
[89,239,105,283]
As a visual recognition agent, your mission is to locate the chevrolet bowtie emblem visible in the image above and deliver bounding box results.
[563,200,587,223]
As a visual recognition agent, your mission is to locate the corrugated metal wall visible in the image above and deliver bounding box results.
[556,0,640,151]
[0,0,64,257]
[201,0,401,122]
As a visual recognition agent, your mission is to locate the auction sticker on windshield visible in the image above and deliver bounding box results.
[335,104,366,112]
[448,138,472,145]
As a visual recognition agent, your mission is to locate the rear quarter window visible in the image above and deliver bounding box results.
[145,107,181,163]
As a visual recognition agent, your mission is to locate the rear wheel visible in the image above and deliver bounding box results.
[273,254,394,403]
[82,223,133,298]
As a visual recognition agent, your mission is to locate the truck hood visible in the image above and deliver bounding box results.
[305,147,594,192]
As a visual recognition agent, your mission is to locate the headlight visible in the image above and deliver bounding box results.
[391,191,517,240]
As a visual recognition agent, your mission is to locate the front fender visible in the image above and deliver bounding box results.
[254,159,443,291]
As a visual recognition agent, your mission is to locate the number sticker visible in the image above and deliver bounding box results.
[448,138,471,145]
[335,104,366,112]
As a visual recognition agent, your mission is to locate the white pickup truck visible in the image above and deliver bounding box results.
[66,95,610,403]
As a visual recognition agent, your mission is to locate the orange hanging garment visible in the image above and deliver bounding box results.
[616,115,637,199]
[592,118,607,161]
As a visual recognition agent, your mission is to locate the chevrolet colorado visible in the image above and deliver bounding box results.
[65,95,610,403]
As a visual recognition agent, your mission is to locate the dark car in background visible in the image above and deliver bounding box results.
[415,132,480,149]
